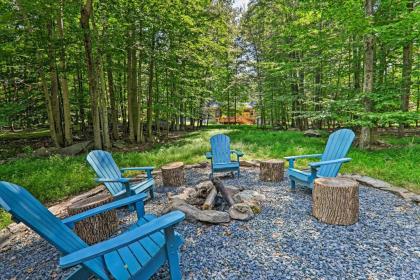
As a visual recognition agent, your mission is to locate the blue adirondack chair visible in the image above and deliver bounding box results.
[285,129,355,190]
[87,150,154,199]
[0,181,185,280]
[205,134,244,178]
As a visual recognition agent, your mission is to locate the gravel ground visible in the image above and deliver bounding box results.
[0,167,419,280]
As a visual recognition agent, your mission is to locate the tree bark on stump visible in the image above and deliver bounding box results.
[67,192,118,244]
[260,160,284,182]
[161,162,185,187]
[312,178,359,225]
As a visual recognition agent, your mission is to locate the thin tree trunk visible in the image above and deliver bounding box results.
[131,30,138,140]
[99,59,111,149]
[81,0,102,149]
[146,32,155,141]
[359,0,375,149]
[47,20,64,147]
[41,73,59,147]
[155,65,160,135]
[399,0,414,135]
[137,48,144,143]
[353,36,361,91]
[76,62,86,135]
[127,31,135,142]
[57,1,72,146]
[120,67,127,134]
[107,54,119,140]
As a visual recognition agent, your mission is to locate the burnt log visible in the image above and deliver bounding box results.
[202,187,217,210]
[211,177,234,207]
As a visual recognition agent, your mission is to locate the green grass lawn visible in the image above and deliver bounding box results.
[1,126,419,229]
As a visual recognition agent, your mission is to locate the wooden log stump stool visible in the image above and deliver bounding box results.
[67,192,118,244]
[312,178,359,225]
[260,159,284,182]
[161,161,185,187]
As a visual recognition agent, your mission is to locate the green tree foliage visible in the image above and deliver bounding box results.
[0,0,237,145]
[240,0,420,135]
[0,0,419,149]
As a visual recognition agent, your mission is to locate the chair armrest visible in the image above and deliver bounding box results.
[231,150,244,157]
[96,177,130,184]
[120,167,154,179]
[62,193,147,227]
[285,154,323,169]
[120,167,154,172]
[59,211,185,268]
[284,154,323,160]
[205,152,212,159]
[309,158,351,168]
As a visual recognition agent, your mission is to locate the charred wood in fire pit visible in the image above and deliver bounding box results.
[211,177,235,207]
[202,186,217,210]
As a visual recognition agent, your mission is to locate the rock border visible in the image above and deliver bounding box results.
[341,174,419,204]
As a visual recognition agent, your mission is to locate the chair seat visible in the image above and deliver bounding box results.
[287,168,312,183]
[104,214,183,280]
[213,162,240,171]
[131,178,154,194]
[112,179,155,198]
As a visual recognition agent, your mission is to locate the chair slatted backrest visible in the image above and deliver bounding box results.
[318,129,355,177]
[210,134,231,164]
[0,181,109,279]
[87,150,123,196]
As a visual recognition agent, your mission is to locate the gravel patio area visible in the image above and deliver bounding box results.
[0,167,419,279]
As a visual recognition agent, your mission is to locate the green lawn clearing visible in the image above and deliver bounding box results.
[1,126,419,229]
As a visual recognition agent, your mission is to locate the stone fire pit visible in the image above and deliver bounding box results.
[164,178,265,224]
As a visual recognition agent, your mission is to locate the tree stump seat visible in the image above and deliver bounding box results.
[161,161,185,187]
[312,177,359,225]
[260,159,284,182]
[67,191,118,244]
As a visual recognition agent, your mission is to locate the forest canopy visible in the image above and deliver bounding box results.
[0,0,419,149]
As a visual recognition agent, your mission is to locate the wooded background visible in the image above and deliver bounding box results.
[0,0,418,149]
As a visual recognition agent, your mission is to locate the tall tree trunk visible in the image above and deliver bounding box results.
[353,36,361,91]
[146,32,155,141]
[155,65,161,135]
[359,0,375,149]
[106,54,119,140]
[57,1,72,146]
[131,31,138,140]
[298,60,307,130]
[80,0,102,149]
[255,47,264,127]
[399,0,414,135]
[136,38,144,143]
[314,67,322,129]
[76,63,86,135]
[99,59,111,149]
[120,65,127,134]
[127,31,135,142]
[41,73,59,147]
[416,81,419,127]
[47,20,64,147]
